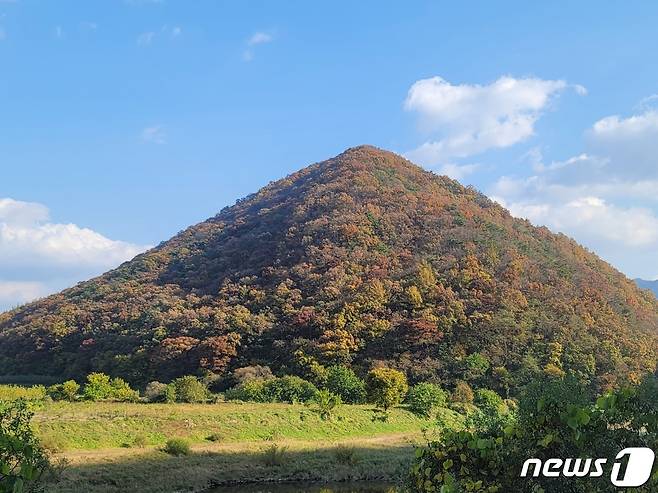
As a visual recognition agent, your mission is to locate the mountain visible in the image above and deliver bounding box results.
[1,146,656,393]
[635,279,658,297]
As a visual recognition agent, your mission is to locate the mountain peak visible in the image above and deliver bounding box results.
[1,147,656,389]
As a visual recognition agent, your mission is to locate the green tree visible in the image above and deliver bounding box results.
[312,389,342,420]
[366,368,408,411]
[170,376,208,403]
[325,365,366,404]
[406,382,447,417]
[82,372,113,401]
[46,380,79,401]
[263,376,318,403]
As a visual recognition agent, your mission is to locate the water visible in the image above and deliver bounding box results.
[208,481,398,492]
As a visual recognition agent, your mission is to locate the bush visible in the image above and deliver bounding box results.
[110,378,140,402]
[82,372,113,401]
[82,373,139,402]
[325,365,366,404]
[451,380,474,404]
[0,384,47,402]
[473,388,505,414]
[0,400,50,491]
[333,444,360,466]
[406,382,447,417]
[312,389,342,420]
[225,378,269,402]
[163,438,190,456]
[409,375,658,492]
[225,375,319,404]
[61,380,80,401]
[133,434,148,448]
[264,376,319,403]
[261,443,288,467]
[143,381,169,403]
[169,376,209,403]
[232,365,273,385]
[366,367,408,411]
[206,432,223,442]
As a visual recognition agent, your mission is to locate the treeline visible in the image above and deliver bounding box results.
[0,364,509,424]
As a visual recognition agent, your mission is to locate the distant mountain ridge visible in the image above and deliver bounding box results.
[636,279,658,297]
[1,146,656,393]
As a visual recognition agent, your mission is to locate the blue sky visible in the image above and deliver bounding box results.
[2,1,658,309]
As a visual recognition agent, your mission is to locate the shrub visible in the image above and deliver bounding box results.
[366,367,408,411]
[261,443,288,467]
[82,373,139,402]
[170,376,208,403]
[333,444,360,466]
[225,379,269,402]
[60,380,80,401]
[325,365,366,404]
[263,376,319,403]
[143,381,169,403]
[225,375,319,403]
[0,384,47,402]
[164,383,177,403]
[473,388,505,414]
[133,434,148,448]
[406,382,447,417]
[232,365,273,385]
[468,388,510,431]
[163,438,190,456]
[206,432,223,442]
[312,389,342,420]
[409,375,658,492]
[451,380,474,404]
[0,400,50,491]
[110,377,140,402]
[82,373,113,401]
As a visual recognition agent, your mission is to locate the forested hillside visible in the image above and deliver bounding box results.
[1,146,656,393]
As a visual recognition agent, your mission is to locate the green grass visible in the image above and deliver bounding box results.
[34,401,461,451]
[44,436,419,493]
[0,383,47,401]
[32,401,463,492]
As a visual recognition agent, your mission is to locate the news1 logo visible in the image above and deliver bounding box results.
[520,447,655,487]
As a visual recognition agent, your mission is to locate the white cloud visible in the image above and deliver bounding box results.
[489,104,658,279]
[497,195,658,248]
[141,125,166,144]
[0,281,46,310]
[137,31,155,45]
[404,76,581,165]
[588,110,658,180]
[0,198,150,311]
[137,26,181,45]
[243,31,274,61]
[81,21,98,32]
[247,32,273,46]
[438,163,479,181]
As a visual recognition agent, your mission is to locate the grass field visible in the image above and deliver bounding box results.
[31,401,463,492]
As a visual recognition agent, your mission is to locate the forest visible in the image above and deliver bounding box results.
[0,146,656,399]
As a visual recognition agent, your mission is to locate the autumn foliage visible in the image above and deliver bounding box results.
[0,146,656,393]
